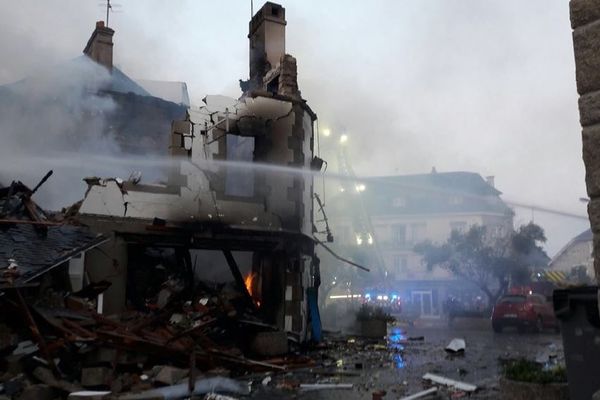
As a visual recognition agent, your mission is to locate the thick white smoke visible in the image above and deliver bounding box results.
[0,56,122,209]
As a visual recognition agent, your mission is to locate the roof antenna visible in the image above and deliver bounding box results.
[251,0,254,18]
[98,0,122,28]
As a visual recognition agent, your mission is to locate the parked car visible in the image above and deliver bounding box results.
[491,294,559,333]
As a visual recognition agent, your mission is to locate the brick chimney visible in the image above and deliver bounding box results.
[249,2,286,87]
[83,21,114,71]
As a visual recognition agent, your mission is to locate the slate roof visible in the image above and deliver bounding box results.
[136,79,191,107]
[330,171,512,217]
[0,181,108,288]
[0,223,107,286]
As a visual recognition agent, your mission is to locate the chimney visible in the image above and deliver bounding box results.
[248,2,286,87]
[486,175,495,188]
[83,21,115,71]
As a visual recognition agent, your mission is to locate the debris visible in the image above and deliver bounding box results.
[399,387,438,400]
[116,377,249,399]
[153,366,188,386]
[81,367,112,387]
[408,336,425,341]
[445,338,466,353]
[299,383,354,391]
[261,376,272,386]
[372,389,387,400]
[422,373,477,392]
[249,331,288,357]
[68,392,112,400]
[204,394,239,400]
[11,340,38,356]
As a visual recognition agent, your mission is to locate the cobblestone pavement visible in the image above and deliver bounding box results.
[253,319,563,399]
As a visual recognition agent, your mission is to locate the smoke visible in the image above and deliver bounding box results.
[0,57,125,209]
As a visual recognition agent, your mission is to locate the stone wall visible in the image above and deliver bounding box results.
[570,0,600,283]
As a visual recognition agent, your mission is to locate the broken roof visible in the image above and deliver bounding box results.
[0,223,108,287]
[0,180,108,288]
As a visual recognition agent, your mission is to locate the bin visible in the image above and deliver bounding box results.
[553,286,600,400]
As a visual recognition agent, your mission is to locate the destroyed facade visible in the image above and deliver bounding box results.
[75,2,321,340]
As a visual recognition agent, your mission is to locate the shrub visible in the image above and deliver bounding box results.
[503,359,567,384]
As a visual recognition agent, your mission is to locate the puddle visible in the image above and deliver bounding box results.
[388,326,406,368]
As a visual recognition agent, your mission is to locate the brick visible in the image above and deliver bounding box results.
[571,0,600,29]
[582,125,600,196]
[573,21,600,94]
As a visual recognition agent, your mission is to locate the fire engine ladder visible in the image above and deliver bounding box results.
[336,145,387,277]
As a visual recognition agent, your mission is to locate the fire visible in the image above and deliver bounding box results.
[244,272,261,307]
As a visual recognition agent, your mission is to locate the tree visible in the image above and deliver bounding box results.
[414,222,549,307]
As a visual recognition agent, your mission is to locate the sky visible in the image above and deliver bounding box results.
[0,0,590,255]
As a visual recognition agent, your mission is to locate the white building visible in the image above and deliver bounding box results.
[328,170,514,317]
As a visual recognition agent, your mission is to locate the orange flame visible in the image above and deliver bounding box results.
[244,272,261,307]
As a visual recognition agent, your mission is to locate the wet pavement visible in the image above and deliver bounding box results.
[252,318,563,399]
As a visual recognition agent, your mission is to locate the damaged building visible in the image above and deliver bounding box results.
[73,2,321,341]
[0,3,327,397]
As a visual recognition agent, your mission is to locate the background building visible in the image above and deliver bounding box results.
[328,170,514,317]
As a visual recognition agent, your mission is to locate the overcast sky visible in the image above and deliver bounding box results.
[0,0,589,254]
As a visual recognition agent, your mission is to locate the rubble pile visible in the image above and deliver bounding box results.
[0,276,315,400]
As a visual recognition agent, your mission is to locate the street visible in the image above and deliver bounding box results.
[253,319,563,399]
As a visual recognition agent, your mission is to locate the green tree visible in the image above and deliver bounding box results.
[414,223,548,306]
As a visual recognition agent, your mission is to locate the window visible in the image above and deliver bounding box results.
[450,221,467,233]
[225,135,255,197]
[393,255,408,273]
[391,224,407,245]
[392,197,407,207]
[449,196,463,205]
[410,222,427,243]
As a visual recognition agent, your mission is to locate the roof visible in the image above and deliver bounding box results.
[0,56,150,97]
[0,180,108,288]
[0,224,108,287]
[549,228,592,268]
[136,79,190,107]
[330,171,512,217]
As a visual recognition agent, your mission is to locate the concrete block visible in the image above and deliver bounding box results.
[571,0,600,29]
[573,21,600,94]
[579,91,600,126]
[249,331,288,356]
[582,125,600,196]
[17,384,54,400]
[153,365,188,385]
[81,367,111,387]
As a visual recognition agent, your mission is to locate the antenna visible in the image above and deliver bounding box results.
[251,0,254,18]
[98,0,122,28]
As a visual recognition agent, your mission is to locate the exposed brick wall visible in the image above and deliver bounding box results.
[571,0,600,282]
